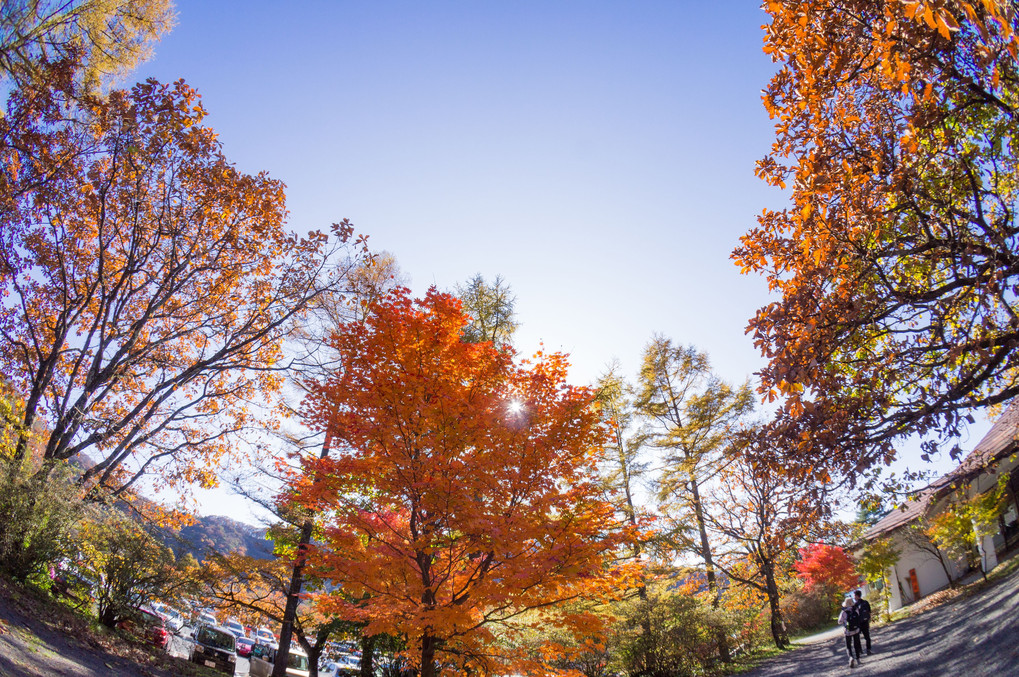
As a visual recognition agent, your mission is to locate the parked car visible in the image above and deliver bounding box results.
[150,603,185,634]
[256,626,276,644]
[249,643,310,677]
[198,611,218,627]
[189,624,237,675]
[236,636,255,658]
[320,654,360,677]
[117,607,171,650]
[224,618,246,638]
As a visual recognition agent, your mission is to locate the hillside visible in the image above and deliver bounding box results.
[171,514,274,562]
[70,453,275,562]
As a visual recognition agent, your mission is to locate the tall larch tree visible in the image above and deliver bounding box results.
[0,0,175,92]
[635,337,754,662]
[734,0,1019,480]
[295,288,628,677]
[594,365,653,642]
[454,273,518,348]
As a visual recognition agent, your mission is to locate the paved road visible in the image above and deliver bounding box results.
[743,564,1019,676]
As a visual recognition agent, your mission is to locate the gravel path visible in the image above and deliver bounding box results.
[743,564,1019,677]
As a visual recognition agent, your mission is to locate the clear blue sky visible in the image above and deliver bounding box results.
[130,2,983,521]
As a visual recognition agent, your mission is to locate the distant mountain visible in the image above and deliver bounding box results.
[68,453,275,562]
[168,514,274,563]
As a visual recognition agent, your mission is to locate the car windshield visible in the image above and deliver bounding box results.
[138,611,162,625]
[197,626,235,651]
[289,653,309,670]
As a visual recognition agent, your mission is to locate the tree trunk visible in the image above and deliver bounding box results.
[934,546,956,590]
[360,635,377,677]
[688,470,730,663]
[763,564,789,649]
[275,432,333,677]
[622,463,652,643]
[273,518,314,677]
[304,639,321,677]
[420,634,438,677]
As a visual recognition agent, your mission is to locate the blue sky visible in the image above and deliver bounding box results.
[129,2,983,521]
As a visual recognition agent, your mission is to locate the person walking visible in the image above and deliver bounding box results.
[838,597,863,668]
[853,590,872,655]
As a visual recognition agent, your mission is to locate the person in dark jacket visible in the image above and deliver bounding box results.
[853,590,872,655]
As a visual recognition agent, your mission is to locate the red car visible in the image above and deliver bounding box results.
[117,608,171,650]
[236,637,255,658]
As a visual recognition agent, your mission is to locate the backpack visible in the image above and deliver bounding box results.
[844,606,860,632]
[855,599,871,623]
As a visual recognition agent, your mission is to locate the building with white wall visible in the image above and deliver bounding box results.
[858,404,1019,611]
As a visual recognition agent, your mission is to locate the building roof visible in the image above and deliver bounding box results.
[863,403,1019,541]
[951,403,1019,481]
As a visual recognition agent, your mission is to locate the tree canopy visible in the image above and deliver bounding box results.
[0,0,175,92]
[295,288,629,677]
[0,68,365,499]
[734,0,1019,479]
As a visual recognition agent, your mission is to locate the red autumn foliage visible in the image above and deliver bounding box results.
[793,543,858,593]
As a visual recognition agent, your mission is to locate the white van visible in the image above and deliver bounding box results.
[249,643,310,677]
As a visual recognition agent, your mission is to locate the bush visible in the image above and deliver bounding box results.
[613,592,736,677]
[0,458,83,579]
[780,584,835,635]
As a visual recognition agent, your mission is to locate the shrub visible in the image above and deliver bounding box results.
[613,592,735,677]
[0,458,83,579]
[780,584,835,635]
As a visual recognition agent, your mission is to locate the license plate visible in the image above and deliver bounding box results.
[204,660,216,667]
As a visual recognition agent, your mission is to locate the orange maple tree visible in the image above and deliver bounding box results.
[0,63,365,499]
[294,288,629,677]
[734,1,1019,479]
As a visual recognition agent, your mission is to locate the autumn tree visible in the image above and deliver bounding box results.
[793,543,858,617]
[231,252,405,677]
[855,536,899,622]
[0,70,365,502]
[202,552,353,677]
[902,512,961,589]
[735,1,1019,480]
[707,442,820,649]
[78,507,200,627]
[295,288,627,677]
[0,0,175,92]
[635,337,753,661]
[454,273,518,347]
[926,478,1009,581]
